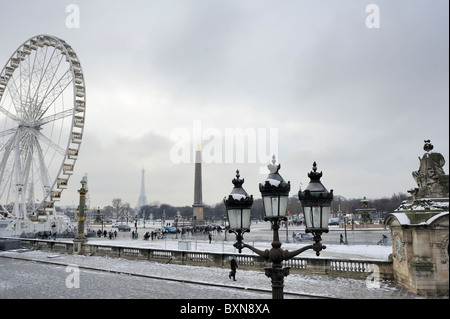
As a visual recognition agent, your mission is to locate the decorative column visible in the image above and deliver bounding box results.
[73,178,88,254]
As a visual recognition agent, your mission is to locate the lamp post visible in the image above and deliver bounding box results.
[343,215,348,244]
[225,157,333,299]
[175,211,181,239]
[95,208,104,233]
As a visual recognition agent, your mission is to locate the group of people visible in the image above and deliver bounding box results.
[142,231,162,240]
[291,232,302,242]
[36,231,57,240]
[97,229,117,239]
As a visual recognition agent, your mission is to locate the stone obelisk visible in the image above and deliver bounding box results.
[193,145,204,224]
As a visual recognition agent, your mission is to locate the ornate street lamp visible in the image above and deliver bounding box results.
[225,156,333,299]
[299,161,334,255]
[259,156,291,220]
[223,170,253,253]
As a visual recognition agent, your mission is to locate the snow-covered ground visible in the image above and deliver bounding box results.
[0,249,421,299]
[3,223,445,299]
[2,234,447,299]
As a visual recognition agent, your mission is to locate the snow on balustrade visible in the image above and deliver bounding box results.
[187,253,209,262]
[284,258,307,269]
[123,248,140,257]
[236,255,254,266]
[152,250,171,259]
[331,261,371,273]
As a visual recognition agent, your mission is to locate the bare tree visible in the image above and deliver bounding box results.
[112,198,124,222]
[122,202,132,223]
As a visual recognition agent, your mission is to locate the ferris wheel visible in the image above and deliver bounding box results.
[0,35,86,221]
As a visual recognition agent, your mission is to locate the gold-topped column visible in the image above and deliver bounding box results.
[73,178,88,254]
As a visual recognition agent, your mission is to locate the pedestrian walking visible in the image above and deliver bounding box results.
[229,256,238,281]
[339,234,344,244]
[377,234,388,245]
[208,233,212,244]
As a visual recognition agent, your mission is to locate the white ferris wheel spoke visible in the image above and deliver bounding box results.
[0,132,17,189]
[37,70,73,121]
[0,104,20,122]
[30,129,67,156]
[0,127,18,139]
[37,108,74,126]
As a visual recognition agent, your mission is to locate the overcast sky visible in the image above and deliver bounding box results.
[0,0,448,209]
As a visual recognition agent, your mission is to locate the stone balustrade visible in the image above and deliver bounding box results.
[11,238,394,280]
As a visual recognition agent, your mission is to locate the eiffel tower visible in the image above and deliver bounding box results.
[137,168,148,209]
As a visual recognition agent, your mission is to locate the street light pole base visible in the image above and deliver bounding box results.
[265,267,290,299]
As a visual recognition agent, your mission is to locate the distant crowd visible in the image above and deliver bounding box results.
[97,229,117,239]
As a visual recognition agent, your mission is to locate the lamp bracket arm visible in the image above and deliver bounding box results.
[282,245,314,260]
[242,243,270,260]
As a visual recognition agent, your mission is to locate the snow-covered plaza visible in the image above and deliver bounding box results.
[1,223,447,299]
[0,247,419,299]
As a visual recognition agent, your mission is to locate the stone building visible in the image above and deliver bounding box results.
[385,140,449,295]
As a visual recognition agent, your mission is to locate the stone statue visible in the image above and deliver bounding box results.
[385,141,449,295]
[410,140,449,199]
